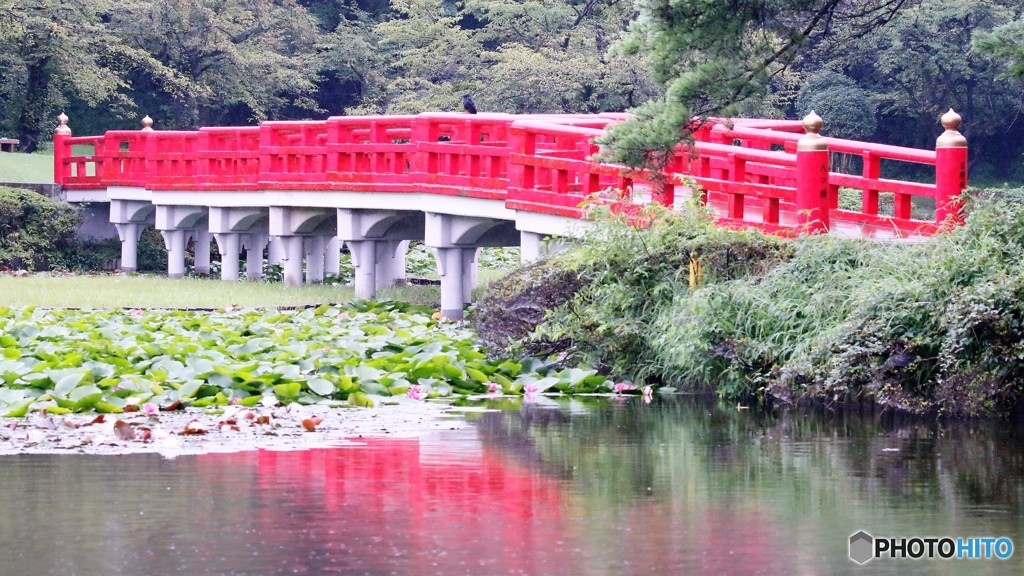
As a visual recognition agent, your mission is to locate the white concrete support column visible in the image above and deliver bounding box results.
[348,240,377,299]
[305,235,326,284]
[461,247,480,304]
[190,227,209,274]
[325,237,341,277]
[161,229,187,279]
[436,247,465,320]
[280,236,305,287]
[394,240,410,283]
[192,228,212,275]
[245,233,268,280]
[520,231,543,263]
[268,237,285,266]
[374,240,401,291]
[215,233,241,281]
[115,222,142,273]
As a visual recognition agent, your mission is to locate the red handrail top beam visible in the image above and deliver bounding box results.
[724,125,937,164]
[686,141,798,167]
[510,120,605,140]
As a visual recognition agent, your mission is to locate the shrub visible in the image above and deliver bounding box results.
[0,186,80,270]
[516,200,792,379]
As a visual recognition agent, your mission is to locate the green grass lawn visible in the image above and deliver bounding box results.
[0,274,453,309]
[0,152,54,184]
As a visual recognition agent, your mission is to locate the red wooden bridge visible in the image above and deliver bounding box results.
[53,110,967,318]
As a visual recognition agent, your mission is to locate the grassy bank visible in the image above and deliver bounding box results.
[0,152,53,183]
[474,189,1024,417]
[0,274,365,308]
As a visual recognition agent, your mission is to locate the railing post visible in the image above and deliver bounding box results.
[795,111,830,233]
[258,122,273,183]
[53,113,71,185]
[935,109,967,225]
[507,125,535,191]
[141,115,155,188]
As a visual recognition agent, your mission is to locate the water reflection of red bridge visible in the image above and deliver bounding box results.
[195,431,790,575]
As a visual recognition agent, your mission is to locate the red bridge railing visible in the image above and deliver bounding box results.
[52,110,968,239]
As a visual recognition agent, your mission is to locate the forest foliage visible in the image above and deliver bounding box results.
[2,1,1024,181]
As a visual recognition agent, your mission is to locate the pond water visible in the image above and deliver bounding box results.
[2,395,1022,575]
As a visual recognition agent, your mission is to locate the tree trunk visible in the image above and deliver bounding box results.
[16,56,52,153]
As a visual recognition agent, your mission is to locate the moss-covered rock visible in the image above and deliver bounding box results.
[470,257,583,357]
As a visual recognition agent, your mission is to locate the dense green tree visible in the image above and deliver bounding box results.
[977,18,1024,79]
[0,0,172,150]
[364,0,655,115]
[314,5,386,115]
[364,0,483,113]
[464,0,655,113]
[113,0,324,128]
[799,0,1024,178]
[598,0,916,168]
[794,70,876,140]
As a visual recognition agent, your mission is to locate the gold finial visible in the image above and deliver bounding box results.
[936,108,966,148]
[797,111,827,151]
[141,115,154,131]
[54,112,72,136]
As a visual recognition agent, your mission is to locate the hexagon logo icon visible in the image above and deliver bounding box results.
[849,531,874,565]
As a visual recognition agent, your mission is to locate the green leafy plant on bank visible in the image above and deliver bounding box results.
[482,188,1024,417]
[520,199,793,379]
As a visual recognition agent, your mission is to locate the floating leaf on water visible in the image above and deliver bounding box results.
[113,420,136,440]
[177,380,203,401]
[465,367,488,383]
[347,392,374,408]
[273,382,302,401]
[2,400,33,418]
[95,402,124,414]
[306,378,335,397]
[301,417,323,431]
[236,395,262,407]
[52,372,86,397]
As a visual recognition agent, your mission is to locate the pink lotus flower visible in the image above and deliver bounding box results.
[523,382,540,394]
[642,386,653,404]
[613,382,637,393]
[131,309,144,317]
[141,402,159,416]
[261,395,280,408]
[407,384,425,401]
[486,381,500,394]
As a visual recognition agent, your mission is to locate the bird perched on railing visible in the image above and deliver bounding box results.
[463,94,477,114]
